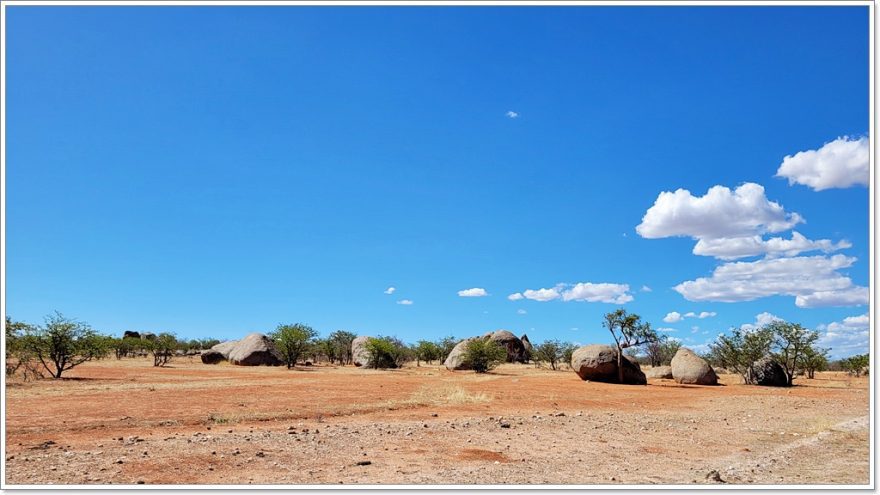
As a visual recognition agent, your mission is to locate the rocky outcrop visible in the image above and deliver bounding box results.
[123,331,141,340]
[351,336,371,367]
[210,340,239,360]
[570,344,646,385]
[226,333,283,366]
[483,330,527,363]
[751,357,789,386]
[520,334,533,361]
[443,337,483,371]
[200,350,225,364]
[671,348,718,385]
[645,365,673,379]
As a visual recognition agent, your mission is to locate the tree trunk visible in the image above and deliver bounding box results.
[616,347,624,384]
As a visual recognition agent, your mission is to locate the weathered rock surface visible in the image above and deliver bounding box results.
[520,334,533,361]
[645,365,673,379]
[123,331,141,340]
[226,333,283,366]
[351,336,371,367]
[671,348,718,385]
[443,337,483,371]
[570,344,646,385]
[751,357,789,387]
[483,330,527,363]
[210,340,239,360]
[200,350,225,364]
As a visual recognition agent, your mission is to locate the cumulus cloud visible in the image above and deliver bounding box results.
[513,282,634,305]
[458,288,489,297]
[739,312,783,332]
[384,287,396,295]
[506,111,519,119]
[663,312,683,323]
[396,299,413,305]
[636,183,803,240]
[641,285,653,292]
[692,231,851,260]
[776,136,869,191]
[664,310,715,323]
[522,287,561,302]
[817,313,869,358]
[674,254,867,308]
[795,286,869,308]
[561,283,634,304]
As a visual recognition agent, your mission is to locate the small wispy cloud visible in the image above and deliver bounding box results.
[517,309,527,315]
[384,287,396,295]
[506,110,519,119]
[640,285,652,292]
[508,293,524,301]
[396,299,413,305]
[458,288,489,297]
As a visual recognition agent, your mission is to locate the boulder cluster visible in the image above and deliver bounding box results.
[200,333,283,366]
[443,331,529,371]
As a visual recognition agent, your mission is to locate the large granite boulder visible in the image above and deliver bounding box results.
[483,330,527,363]
[645,365,673,379]
[671,348,718,385]
[200,350,225,364]
[123,331,141,340]
[227,333,283,366]
[570,344,646,385]
[351,336,371,367]
[520,334,533,361]
[443,337,484,371]
[751,357,789,386]
[211,340,239,360]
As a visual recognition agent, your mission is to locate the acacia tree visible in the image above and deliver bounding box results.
[561,342,578,369]
[533,340,564,370]
[645,336,682,367]
[272,323,317,368]
[462,339,507,373]
[24,312,109,378]
[149,333,178,367]
[710,327,773,384]
[602,309,658,383]
[413,340,441,366]
[767,321,818,386]
[328,330,357,365]
[436,336,458,363]
[799,346,829,379]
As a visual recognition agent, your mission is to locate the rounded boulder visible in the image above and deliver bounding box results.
[227,333,284,366]
[570,344,646,385]
[671,348,718,385]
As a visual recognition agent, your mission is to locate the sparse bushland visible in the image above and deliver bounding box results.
[799,346,829,379]
[645,336,682,367]
[839,354,869,377]
[364,336,411,369]
[413,340,442,366]
[271,323,318,368]
[533,340,565,370]
[148,333,179,367]
[436,336,458,363]
[20,312,110,378]
[462,339,507,373]
[602,309,659,383]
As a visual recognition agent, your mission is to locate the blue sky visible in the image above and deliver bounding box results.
[5,6,871,357]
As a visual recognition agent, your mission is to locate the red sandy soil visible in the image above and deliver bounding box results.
[4,358,870,486]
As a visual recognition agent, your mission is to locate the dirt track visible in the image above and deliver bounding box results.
[3,359,871,486]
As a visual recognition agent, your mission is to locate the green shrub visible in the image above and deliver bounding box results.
[462,339,507,373]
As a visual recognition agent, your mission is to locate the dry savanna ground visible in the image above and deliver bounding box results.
[3,357,871,486]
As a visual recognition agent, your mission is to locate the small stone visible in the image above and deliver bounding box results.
[356,460,372,466]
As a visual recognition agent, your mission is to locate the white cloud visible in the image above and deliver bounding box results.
[514,282,634,305]
[506,111,519,119]
[657,327,678,333]
[740,312,784,332]
[517,309,527,315]
[691,326,700,333]
[522,287,561,302]
[384,287,396,295]
[795,286,869,308]
[640,285,652,292]
[663,311,683,323]
[776,136,869,191]
[458,287,489,297]
[665,310,715,323]
[817,313,869,358]
[561,283,633,304]
[396,299,413,305]
[636,183,803,240]
[674,254,867,308]
[693,231,851,260]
